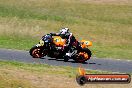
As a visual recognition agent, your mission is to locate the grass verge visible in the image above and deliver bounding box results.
[0,60,131,88]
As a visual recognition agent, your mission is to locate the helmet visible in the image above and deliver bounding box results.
[59,28,70,39]
[60,28,69,34]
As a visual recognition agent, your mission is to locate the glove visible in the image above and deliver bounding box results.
[50,33,53,35]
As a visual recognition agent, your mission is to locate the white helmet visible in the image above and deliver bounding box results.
[60,28,69,34]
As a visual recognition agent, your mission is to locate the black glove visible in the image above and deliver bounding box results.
[50,33,53,35]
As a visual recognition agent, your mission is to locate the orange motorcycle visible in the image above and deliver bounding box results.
[29,34,92,63]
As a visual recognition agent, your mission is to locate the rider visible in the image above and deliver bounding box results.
[50,28,79,57]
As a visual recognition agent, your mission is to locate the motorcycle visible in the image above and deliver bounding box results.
[29,34,92,63]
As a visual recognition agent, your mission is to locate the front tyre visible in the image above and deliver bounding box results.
[74,48,92,63]
[29,46,43,58]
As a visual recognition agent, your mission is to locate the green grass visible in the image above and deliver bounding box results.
[0,60,111,77]
[0,36,38,50]
[0,60,112,88]
[0,0,132,59]
[0,60,131,88]
[0,5,70,23]
[0,1,132,24]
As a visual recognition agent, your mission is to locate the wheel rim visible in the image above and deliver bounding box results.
[80,52,88,59]
[32,48,41,58]
[76,52,89,62]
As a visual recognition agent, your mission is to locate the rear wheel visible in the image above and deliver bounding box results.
[29,46,43,58]
[74,48,91,63]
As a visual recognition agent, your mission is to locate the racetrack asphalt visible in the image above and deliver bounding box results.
[0,49,132,73]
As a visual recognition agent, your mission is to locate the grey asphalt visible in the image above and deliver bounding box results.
[0,49,132,73]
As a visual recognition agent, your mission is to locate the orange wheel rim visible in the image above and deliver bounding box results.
[79,52,88,60]
[84,53,88,59]
[32,49,41,58]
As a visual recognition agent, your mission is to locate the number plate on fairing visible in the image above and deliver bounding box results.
[40,39,44,46]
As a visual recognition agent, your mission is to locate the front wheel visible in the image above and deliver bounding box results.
[74,48,92,63]
[29,46,44,58]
